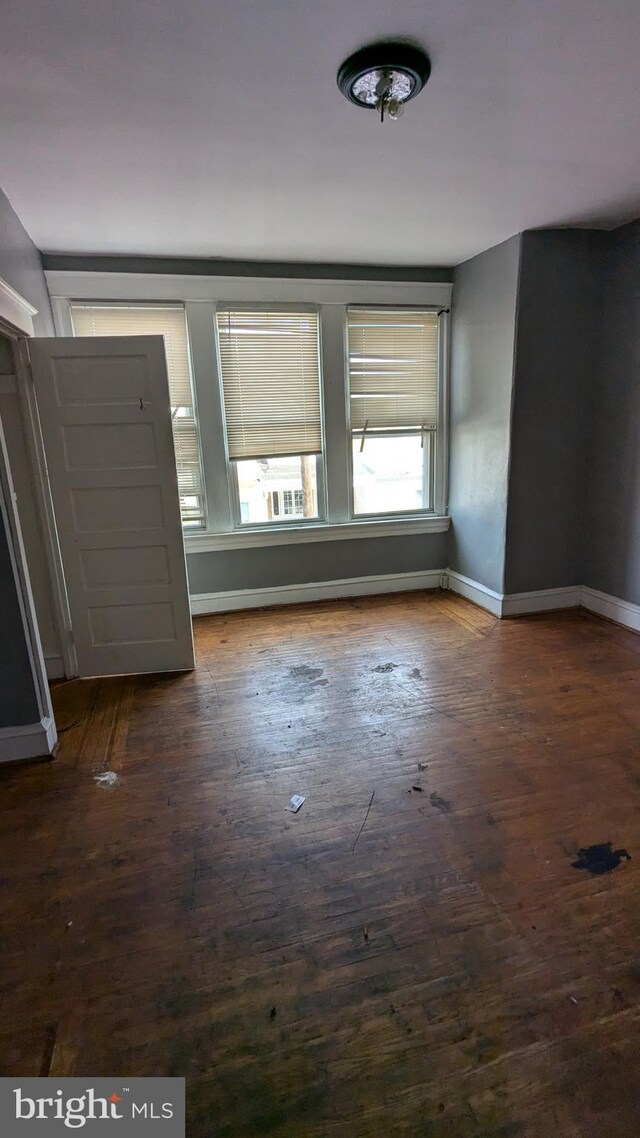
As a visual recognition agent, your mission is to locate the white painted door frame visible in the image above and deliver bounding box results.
[0,274,76,677]
[0,279,57,756]
[13,338,77,676]
[0,358,56,760]
[0,280,56,756]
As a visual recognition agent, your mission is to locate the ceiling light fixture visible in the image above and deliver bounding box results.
[337,41,431,123]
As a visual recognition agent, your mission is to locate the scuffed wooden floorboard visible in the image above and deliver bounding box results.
[1,591,640,1136]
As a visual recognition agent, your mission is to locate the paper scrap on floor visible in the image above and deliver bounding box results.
[285,794,306,813]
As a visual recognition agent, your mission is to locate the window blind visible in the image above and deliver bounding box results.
[347,308,439,433]
[69,304,205,526]
[216,309,322,460]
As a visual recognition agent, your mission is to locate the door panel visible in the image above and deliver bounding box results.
[29,336,194,676]
[79,546,170,589]
[62,422,158,469]
[71,486,165,532]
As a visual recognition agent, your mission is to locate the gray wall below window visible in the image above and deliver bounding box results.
[504,230,605,594]
[186,532,448,595]
[448,235,521,594]
[585,219,640,605]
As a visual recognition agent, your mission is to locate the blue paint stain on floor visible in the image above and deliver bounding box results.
[572,843,631,875]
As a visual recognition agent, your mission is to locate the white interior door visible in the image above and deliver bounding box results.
[28,335,195,677]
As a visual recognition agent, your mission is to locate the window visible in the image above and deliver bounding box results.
[216,309,323,525]
[268,488,307,518]
[236,455,318,524]
[272,488,303,516]
[69,304,205,527]
[347,307,439,515]
[352,433,430,515]
[62,285,449,545]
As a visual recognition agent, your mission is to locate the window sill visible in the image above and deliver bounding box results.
[185,515,450,553]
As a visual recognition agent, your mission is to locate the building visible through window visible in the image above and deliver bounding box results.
[237,456,317,524]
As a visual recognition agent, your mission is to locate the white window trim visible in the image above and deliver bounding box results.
[48,272,452,545]
[185,514,450,552]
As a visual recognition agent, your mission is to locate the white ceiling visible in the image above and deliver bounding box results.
[1,0,639,266]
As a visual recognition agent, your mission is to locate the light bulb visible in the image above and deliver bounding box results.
[387,98,404,120]
[375,73,392,99]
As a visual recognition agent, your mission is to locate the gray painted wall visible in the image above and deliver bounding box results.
[504,230,605,593]
[42,252,453,283]
[35,212,640,613]
[585,219,640,604]
[186,532,448,595]
[448,235,521,594]
[0,188,53,334]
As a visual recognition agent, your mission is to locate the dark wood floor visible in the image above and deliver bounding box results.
[2,592,640,1136]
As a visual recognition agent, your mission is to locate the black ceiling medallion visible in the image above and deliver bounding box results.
[337,41,431,123]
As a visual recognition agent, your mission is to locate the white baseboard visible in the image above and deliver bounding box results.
[190,569,443,615]
[501,586,582,616]
[45,653,65,680]
[446,569,503,616]
[0,716,57,763]
[188,555,640,634]
[446,568,640,634]
[581,586,640,632]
